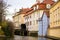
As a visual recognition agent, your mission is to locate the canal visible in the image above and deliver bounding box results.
[0,35,53,40]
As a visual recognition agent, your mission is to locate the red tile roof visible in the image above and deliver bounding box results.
[44,11,49,17]
[24,9,50,18]
[23,10,34,17]
[31,0,55,8]
[23,3,48,17]
[19,8,32,14]
[13,8,32,17]
[43,0,55,5]
[31,2,46,10]
[24,0,55,17]
[14,0,55,17]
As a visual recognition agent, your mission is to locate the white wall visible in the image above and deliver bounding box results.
[38,12,49,36]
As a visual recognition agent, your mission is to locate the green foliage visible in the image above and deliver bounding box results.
[1,21,14,37]
[0,29,4,35]
[2,25,9,36]
[0,22,1,24]
[1,21,7,27]
[0,21,7,35]
[29,32,38,37]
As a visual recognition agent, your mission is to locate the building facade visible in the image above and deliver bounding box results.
[48,1,60,38]
[13,8,31,29]
[13,0,56,36]
[24,3,50,36]
[13,12,20,29]
[38,11,49,36]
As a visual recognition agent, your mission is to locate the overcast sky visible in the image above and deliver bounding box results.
[4,0,36,21]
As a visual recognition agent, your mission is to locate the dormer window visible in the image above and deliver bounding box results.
[40,0,44,3]
[52,0,58,2]
[34,7,36,10]
[37,5,39,9]
[46,4,51,9]
[36,0,44,3]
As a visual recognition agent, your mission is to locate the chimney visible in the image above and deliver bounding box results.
[36,0,44,3]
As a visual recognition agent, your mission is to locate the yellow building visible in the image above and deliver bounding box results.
[13,8,31,29]
[48,1,60,38]
[13,12,20,29]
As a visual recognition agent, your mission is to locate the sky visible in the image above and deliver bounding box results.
[4,0,36,21]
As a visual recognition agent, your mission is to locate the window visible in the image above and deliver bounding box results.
[40,0,44,3]
[37,5,38,9]
[30,15,31,18]
[26,16,29,21]
[26,22,29,26]
[28,16,29,19]
[30,21,31,25]
[27,22,29,26]
[36,20,38,24]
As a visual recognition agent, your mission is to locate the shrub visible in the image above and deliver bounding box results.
[1,21,14,37]
[0,29,4,35]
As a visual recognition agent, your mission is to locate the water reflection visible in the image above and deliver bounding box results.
[0,36,52,40]
[14,36,38,40]
[0,37,14,40]
[38,37,52,40]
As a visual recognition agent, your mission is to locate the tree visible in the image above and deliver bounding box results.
[0,0,10,23]
[1,20,15,37]
[7,21,15,37]
[0,1,3,22]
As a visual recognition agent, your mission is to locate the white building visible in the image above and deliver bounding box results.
[24,0,55,36]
